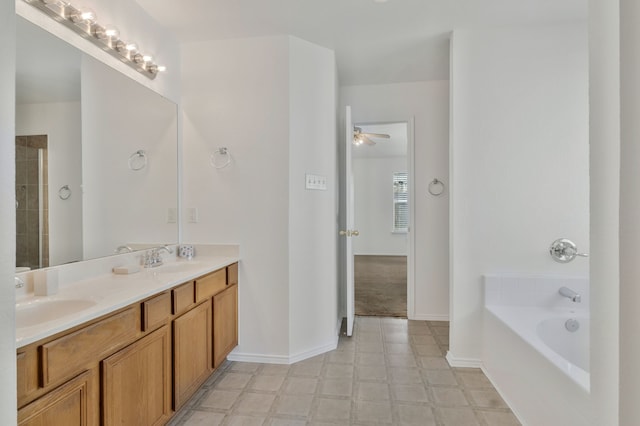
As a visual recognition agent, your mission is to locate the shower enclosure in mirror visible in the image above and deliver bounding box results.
[15,16,179,271]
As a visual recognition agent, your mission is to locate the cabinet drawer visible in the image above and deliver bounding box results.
[227,263,238,286]
[40,308,138,387]
[142,292,171,331]
[172,282,195,316]
[195,269,227,301]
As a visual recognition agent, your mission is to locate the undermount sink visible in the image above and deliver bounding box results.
[16,299,97,328]
[156,261,203,274]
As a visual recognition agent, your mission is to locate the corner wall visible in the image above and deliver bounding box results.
[0,0,16,423]
[340,81,450,320]
[449,24,589,363]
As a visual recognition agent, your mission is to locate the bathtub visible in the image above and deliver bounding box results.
[482,275,591,426]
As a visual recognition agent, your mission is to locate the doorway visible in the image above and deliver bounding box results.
[352,122,409,318]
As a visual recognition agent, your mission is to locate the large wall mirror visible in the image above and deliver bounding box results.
[15,16,178,272]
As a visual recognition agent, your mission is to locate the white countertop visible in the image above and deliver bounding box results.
[16,255,238,348]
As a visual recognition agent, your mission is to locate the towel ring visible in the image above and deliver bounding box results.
[211,147,232,169]
[58,185,71,200]
[428,178,445,196]
[128,150,147,171]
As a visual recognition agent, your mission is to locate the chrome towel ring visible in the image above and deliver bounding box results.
[428,178,445,196]
[129,150,147,171]
[58,185,71,200]
[211,147,232,169]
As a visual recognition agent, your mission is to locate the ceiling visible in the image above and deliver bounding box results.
[353,122,407,159]
[135,0,587,86]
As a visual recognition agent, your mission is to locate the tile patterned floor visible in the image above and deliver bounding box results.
[169,317,521,426]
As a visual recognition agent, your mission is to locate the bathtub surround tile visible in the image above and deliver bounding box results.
[169,317,520,426]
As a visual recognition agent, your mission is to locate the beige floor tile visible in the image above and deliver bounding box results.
[438,407,480,426]
[225,415,267,426]
[411,335,438,345]
[336,339,356,352]
[249,375,285,392]
[235,392,276,414]
[283,377,318,395]
[384,343,413,354]
[420,356,450,370]
[319,378,353,397]
[477,410,522,425]
[357,332,383,344]
[291,362,323,377]
[215,373,253,390]
[431,387,469,407]
[230,362,262,373]
[467,388,509,408]
[357,341,385,353]
[422,369,459,386]
[414,344,443,357]
[355,365,388,381]
[327,350,355,364]
[455,370,493,388]
[388,367,422,384]
[260,364,291,376]
[397,404,437,426]
[266,418,307,426]
[182,410,226,426]
[313,398,352,421]
[432,326,450,336]
[200,389,242,410]
[356,353,386,366]
[391,384,430,402]
[354,400,393,423]
[356,382,390,401]
[383,332,410,343]
[386,354,418,368]
[325,363,354,378]
[273,394,314,417]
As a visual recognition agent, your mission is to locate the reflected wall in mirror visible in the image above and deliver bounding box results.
[15,16,178,271]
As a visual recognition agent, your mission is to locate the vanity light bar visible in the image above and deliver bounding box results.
[23,0,166,80]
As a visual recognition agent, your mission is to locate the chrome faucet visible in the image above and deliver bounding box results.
[115,245,133,254]
[15,276,25,289]
[559,286,581,303]
[143,246,173,268]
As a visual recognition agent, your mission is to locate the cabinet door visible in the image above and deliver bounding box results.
[18,369,98,426]
[102,326,171,426]
[213,284,238,369]
[173,300,213,409]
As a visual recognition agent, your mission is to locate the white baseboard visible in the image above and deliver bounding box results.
[445,351,483,368]
[353,253,408,257]
[228,335,339,365]
[411,313,449,321]
[481,366,527,426]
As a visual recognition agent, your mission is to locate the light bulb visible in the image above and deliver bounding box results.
[157,65,167,72]
[80,9,96,22]
[104,26,119,39]
[125,43,137,51]
[142,55,153,63]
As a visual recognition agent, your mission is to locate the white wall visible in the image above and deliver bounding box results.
[0,0,16,423]
[620,0,640,424]
[340,81,450,320]
[352,156,407,255]
[16,102,83,266]
[81,56,178,260]
[288,37,338,358]
[182,36,292,359]
[449,24,589,364]
[182,35,338,361]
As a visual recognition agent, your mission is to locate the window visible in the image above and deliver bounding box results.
[393,172,408,233]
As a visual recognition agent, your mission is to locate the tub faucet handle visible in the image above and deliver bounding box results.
[550,239,588,263]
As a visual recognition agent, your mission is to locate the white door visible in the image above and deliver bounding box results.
[343,106,356,336]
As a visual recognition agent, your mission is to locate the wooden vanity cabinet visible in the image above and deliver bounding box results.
[18,369,99,426]
[17,262,239,426]
[102,325,172,426]
[173,300,212,409]
[213,284,238,368]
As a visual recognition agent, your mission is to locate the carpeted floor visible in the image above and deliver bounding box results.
[355,255,407,317]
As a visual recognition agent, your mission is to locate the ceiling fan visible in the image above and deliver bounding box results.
[353,126,390,146]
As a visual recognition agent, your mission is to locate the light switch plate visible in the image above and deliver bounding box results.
[305,174,327,191]
[187,208,198,223]
[167,208,177,223]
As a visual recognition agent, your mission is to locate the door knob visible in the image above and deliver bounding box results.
[352,230,360,237]
[339,230,349,236]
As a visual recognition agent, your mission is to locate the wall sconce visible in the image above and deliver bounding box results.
[23,0,166,80]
